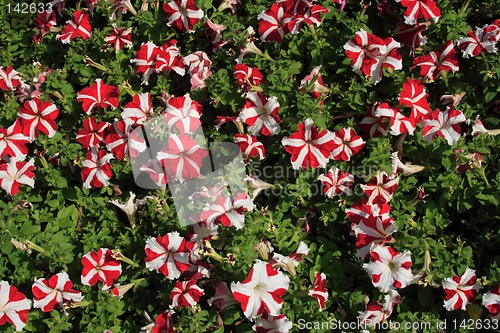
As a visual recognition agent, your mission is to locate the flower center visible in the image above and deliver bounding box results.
[387,261,397,272]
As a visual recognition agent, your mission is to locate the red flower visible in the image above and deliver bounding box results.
[373,103,416,136]
[151,310,175,333]
[234,64,264,91]
[156,40,185,76]
[18,98,59,139]
[76,117,110,149]
[318,168,354,197]
[163,0,204,32]
[204,18,227,52]
[34,10,57,43]
[421,107,466,146]
[361,172,399,205]
[359,103,390,138]
[81,248,122,289]
[482,286,500,320]
[394,22,428,49]
[140,159,169,187]
[412,41,459,80]
[104,24,133,52]
[352,215,397,259]
[330,127,365,161]
[169,277,205,308]
[442,268,481,311]
[163,94,203,134]
[282,118,335,169]
[239,92,281,136]
[0,281,32,331]
[258,4,291,43]
[234,134,265,160]
[395,0,440,25]
[0,158,36,196]
[130,42,161,85]
[0,120,31,161]
[105,120,147,159]
[457,22,500,58]
[81,147,114,188]
[398,78,430,123]
[77,79,120,115]
[0,66,22,91]
[56,10,92,44]
[122,92,154,125]
[308,272,329,311]
[32,272,83,312]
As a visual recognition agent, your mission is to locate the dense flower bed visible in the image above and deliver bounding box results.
[0,0,499,332]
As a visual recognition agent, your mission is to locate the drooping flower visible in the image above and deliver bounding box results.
[330,127,365,161]
[156,134,208,182]
[318,168,354,197]
[398,78,431,123]
[81,147,114,188]
[0,281,32,331]
[442,268,482,311]
[130,42,161,85]
[252,313,293,333]
[269,241,309,276]
[282,118,335,170]
[394,0,441,25]
[0,158,36,196]
[0,120,31,161]
[183,51,212,90]
[234,134,266,160]
[239,92,281,136]
[81,248,122,289]
[146,310,175,333]
[207,282,238,311]
[361,171,399,205]
[56,10,92,43]
[234,64,264,91]
[0,66,22,91]
[299,66,329,99]
[32,272,83,312]
[140,159,169,187]
[144,231,195,280]
[258,4,291,43]
[363,245,414,293]
[358,290,400,327]
[34,10,57,43]
[169,277,205,308]
[471,116,500,136]
[105,24,133,52]
[394,22,428,49]
[391,152,425,176]
[308,272,329,311]
[162,0,204,32]
[109,192,152,228]
[76,79,120,115]
[231,260,290,319]
[482,286,500,320]
[204,18,227,52]
[76,117,110,149]
[162,94,203,134]
[17,97,59,140]
[421,107,466,145]
[412,41,459,80]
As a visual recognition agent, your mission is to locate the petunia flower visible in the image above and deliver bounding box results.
[442,268,482,311]
[258,4,291,43]
[122,92,154,125]
[421,107,466,145]
[109,191,152,228]
[330,127,365,161]
[207,282,238,311]
[391,152,425,176]
[0,280,32,331]
[282,118,335,169]
[76,79,120,115]
[358,290,400,327]
[0,66,22,91]
[308,272,329,311]
[32,272,83,312]
[0,158,36,195]
[457,22,500,58]
[156,40,185,76]
[361,171,399,205]
[471,116,500,136]
[34,10,57,43]
[318,168,354,197]
[299,66,329,99]
[234,64,264,92]
[162,94,202,134]
[394,22,428,50]
[130,42,161,85]
[56,10,92,43]
[482,286,500,320]
[104,24,133,52]
[231,260,290,320]
[0,120,31,162]
[394,0,440,25]
[201,192,255,230]
[81,147,114,188]
[269,241,309,276]
[162,0,204,33]
[352,215,397,259]
[169,277,205,308]
[204,18,227,52]
[105,120,147,160]
[76,117,110,149]
[398,78,430,123]
[234,134,266,160]
[373,103,416,136]
[17,97,59,140]
[253,313,293,332]
[81,248,122,289]
[412,41,459,81]
[359,103,390,138]
[363,245,414,293]
[239,92,281,137]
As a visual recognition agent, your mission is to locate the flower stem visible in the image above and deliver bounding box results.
[26,240,50,256]
[478,168,490,186]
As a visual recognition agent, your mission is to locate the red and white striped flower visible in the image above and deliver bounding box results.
[56,10,92,43]
[457,22,500,58]
[308,272,328,311]
[373,104,416,136]
[204,18,227,52]
[253,313,293,333]
[122,93,154,125]
[482,286,500,320]
[0,121,31,161]
[239,92,281,136]
[394,22,428,49]
[146,310,175,333]
[412,41,459,80]
[81,248,122,289]
[346,199,392,230]
[234,134,265,160]
[169,277,204,308]
[183,51,211,75]
[156,134,208,182]
[352,215,397,259]
[363,245,414,293]
[472,116,500,136]
[32,272,83,312]
[421,107,466,145]
[398,78,430,123]
[258,4,291,43]
[130,42,161,85]
[330,127,365,162]
[34,10,57,43]
[231,260,290,319]
[145,231,195,280]
[156,40,185,76]
[282,118,334,169]
[0,281,32,331]
[105,24,133,52]
[361,172,399,205]
[288,4,329,34]
[318,168,354,197]
[17,97,59,140]
[394,0,441,25]
[442,268,482,311]
[269,242,309,276]
[0,66,22,91]
[105,120,147,159]
[358,290,400,328]
[162,0,204,33]
[163,94,202,134]
[77,79,120,115]
[0,158,36,196]
[76,117,110,149]
[367,37,403,85]
[234,64,264,91]
[200,192,255,230]
[359,103,390,138]
[140,159,169,187]
[81,147,114,188]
